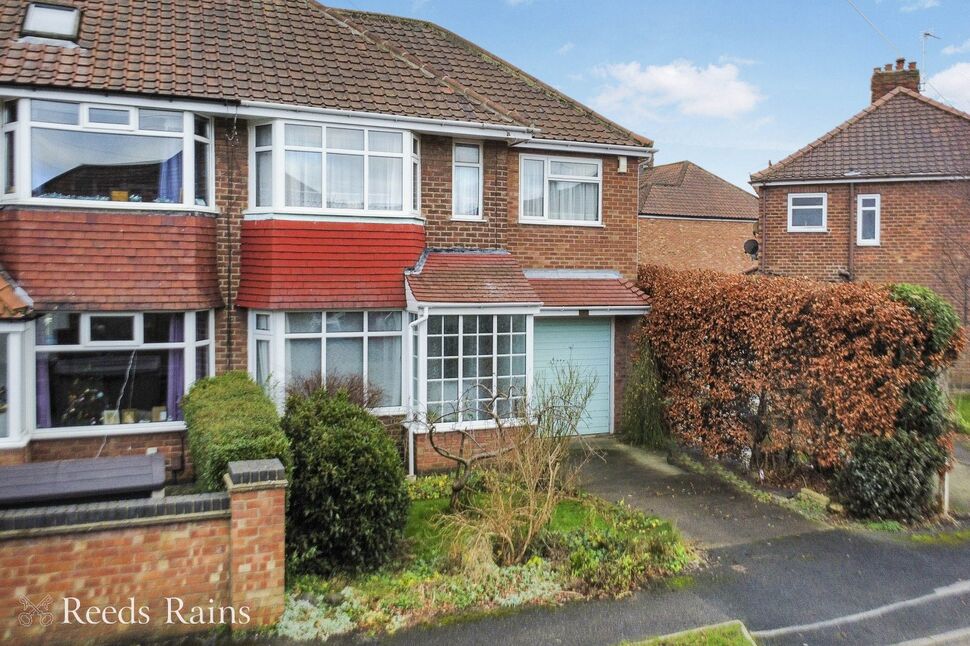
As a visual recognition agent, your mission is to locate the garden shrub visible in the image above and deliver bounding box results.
[637,266,963,472]
[183,371,292,491]
[284,389,409,576]
[890,283,962,358]
[620,343,669,449]
[835,431,947,522]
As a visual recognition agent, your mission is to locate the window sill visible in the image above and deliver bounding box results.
[451,215,485,222]
[1,198,219,214]
[786,227,828,233]
[518,218,604,228]
[32,421,186,440]
[244,209,425,225]
[856,241,880,247]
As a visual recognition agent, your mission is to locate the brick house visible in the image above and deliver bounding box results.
[750,59,970,379]
[639,161,758,273]
[0,1,653,474]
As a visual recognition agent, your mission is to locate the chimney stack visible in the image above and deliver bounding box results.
[871,58,920,103]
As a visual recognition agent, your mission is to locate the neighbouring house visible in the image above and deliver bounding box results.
[638,161,758,273]
[0,0,653,475]
[750,58,970,381]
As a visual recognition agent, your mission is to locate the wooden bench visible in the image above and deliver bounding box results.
[0,454,166,508]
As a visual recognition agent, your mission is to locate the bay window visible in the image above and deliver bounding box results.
[0,322,26,445]
[0,98,213,208]
[520,155,601,225]
[251,121,418,215]
[34,311,213,430]
[424,314,528,423]
[252,310,405,409]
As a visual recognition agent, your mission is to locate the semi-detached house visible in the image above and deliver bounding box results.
[0,0,653,473]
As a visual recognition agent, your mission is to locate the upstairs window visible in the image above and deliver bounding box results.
[0,99,213,208]
[452,141,483,219]
[857,194,880,246]
[787,193,827,232]
[22,3,79,41]
[520,155,601,225]
[253,121,417,216]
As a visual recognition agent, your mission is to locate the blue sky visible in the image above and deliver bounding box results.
[327,0,970,191]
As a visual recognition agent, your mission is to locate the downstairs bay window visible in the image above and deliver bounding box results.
[34,311,213,431]
[0,98,213,208]
[0,322,27,445]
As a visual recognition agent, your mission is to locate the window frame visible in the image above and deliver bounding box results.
[518,154,603,227]
[787,192,828,233]
[856,193,881,246]
[451,140,484,221]
[248,309,408,414]
[0,321,28,447]
[32,310,214,436]
[0,98,215,211]
[247,119,419,219]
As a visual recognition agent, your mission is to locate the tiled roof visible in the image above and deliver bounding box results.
[639,161,758,220]
[0,0,650,147]
[0,209,221,311]
[238,220,425,310]
[334,8,650,147]
[406,249,539,305]
[751,88,970,183]
[527,275,648,308]
[0,264,29,319]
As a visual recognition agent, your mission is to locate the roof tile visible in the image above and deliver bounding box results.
[406,249,539,305]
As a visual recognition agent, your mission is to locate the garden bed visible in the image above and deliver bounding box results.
[276,491,694,641]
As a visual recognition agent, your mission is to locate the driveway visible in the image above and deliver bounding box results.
[951,436,970,517]
[361,439,970,646]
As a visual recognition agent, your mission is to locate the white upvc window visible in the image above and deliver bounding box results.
[857,194,880,246]
[519,154,602,226]
[249,310,406,411]
[249,120,419,217]
[787,193,827,232]
[412,135,421,213]
[0,98,214,209]
[33,310,213,433]
[0,321,28,446]
[452,141,483,219]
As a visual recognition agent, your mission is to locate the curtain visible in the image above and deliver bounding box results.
[453,165,480,216]
[327,153,364,209]
[157,150,183,203]
[285,151,322,208]
[35,353,51,428]
[521,159,544,218]
[368,156,403,210]
[256,339,270,388]
[367,337,402,407]
[549,180,598,221]
[166,315,184,422]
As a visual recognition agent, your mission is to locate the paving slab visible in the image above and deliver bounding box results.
[951,437,970,517]
[579,439,822,548]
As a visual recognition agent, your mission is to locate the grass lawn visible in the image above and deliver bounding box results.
[626,620,755,646]
[277,492,693,641]
[953,393,970,434]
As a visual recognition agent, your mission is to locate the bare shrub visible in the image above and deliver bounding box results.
[285,371,385,409]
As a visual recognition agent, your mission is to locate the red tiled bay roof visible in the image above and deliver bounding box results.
[751,88,970,183]
[640,161,758,221]
[0,209,221,311]
[239,220,425,310]
[0,0,651,148]
[406,249,539,305]
[0,264,29,319]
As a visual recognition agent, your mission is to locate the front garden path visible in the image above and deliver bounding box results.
[341,438,970,646]
[952,436,970,518]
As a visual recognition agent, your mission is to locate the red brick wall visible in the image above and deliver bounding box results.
[638,217,757,273]
[613,316,640,431]
[0,209,220,311]
[411,427,505,473]
[759,180,970,381]
[28,431,191,482]
[213,118,249,373]
[228,484,286,627]
[0,445,26,466]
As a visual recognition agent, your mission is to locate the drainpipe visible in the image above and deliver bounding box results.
[406,307,430,477]
[847,183,856,280]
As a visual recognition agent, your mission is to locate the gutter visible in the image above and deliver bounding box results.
[512,139,656,158]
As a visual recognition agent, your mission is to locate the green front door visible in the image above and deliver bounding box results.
[533,317,612,435]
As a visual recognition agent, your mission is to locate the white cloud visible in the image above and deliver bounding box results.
[591,59,762,120]
[900,0,939,11]
[927,62,970,111]
[557,42,575,56]
[718,54,759,66]
[942,38,970,55]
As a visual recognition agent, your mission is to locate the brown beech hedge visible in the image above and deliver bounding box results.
[635,266,963,473]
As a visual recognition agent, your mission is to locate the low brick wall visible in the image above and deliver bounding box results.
[0,459,285,645]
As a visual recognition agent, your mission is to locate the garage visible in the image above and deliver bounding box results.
[533,317,612,435]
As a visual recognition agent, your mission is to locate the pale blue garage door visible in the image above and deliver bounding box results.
[533,317,612,435]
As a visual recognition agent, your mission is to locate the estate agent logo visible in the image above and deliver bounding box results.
[18,595,54,627]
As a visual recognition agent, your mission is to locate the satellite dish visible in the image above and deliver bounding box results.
[743,239,759,256]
